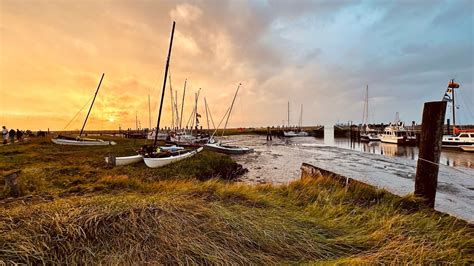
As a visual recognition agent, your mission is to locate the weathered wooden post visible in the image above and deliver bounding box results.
[106,154,116,168]
[446,118,450,135]
[414,101,447,208]
[4,170,21,197]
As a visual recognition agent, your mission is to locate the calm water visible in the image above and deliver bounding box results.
[300,127,474,169]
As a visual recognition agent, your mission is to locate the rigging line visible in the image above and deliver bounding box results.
[210,106,231,140]
[207,100,216,130]
[417,157,473,177]
[221,83,242,138]
[63,94,94,130]
[458,90,474,118]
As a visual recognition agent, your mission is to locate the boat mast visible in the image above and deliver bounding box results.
[451,79,456,134]
[222,83,241,137]
[191,92,197,135]
[174,90,179,128]
[299,104,303,129]
[179,79,187,130]
[287,101,290,127]
[204,97,210,132]
[169,73,175,129]
[153,21,176,147]
[79,73,104,137]
[195,89,201,131]
[148,94,151,129]
[365,85,369,125]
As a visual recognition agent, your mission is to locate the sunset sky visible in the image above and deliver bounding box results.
[1,0,473,130]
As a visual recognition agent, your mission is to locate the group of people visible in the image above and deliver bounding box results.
[2,126,26,145]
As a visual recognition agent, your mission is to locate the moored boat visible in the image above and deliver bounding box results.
[204,142,253,154]
[143,147,203,168]
[283,103,308,137]
[283,131,309,137]
[105,154,142,166]
[52,73,113,146]
[380,124,416,145]
[147,130,168,141]
[52,137,116,146]
[442,133,474,148]
[360,132,381,142]
[360,86,381,142]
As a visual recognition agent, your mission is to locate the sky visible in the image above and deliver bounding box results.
[1,0,473,130]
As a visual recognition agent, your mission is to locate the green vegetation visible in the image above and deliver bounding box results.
[1,137,473,264]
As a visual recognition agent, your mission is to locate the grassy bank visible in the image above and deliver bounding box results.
[1,137,473,264]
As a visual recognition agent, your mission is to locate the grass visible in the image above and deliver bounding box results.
[0,136,243,197]
[0,136,473,264]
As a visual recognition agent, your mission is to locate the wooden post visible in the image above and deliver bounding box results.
[106,154,116,168]
[446,118,450,135]
[415,101,447,208]
[4,170,21,197]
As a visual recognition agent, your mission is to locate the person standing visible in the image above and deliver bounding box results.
[16,129,23,142]
[2,126,7,144]
[9,128,16,143]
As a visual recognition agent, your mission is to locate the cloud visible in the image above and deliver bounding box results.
[0,0,472,130]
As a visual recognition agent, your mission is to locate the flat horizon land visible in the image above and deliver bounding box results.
[1,136,473,264]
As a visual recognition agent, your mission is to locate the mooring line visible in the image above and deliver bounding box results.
[417,157,473,176]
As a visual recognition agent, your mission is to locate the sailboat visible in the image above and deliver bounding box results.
[52,73,116,146]
[110,22,201,167]
[142,21,202,168]
[360,85,381,142]
[204,83,253,154]
[441,79,474,149]
[283,102,308,137]
[167,87,210,146]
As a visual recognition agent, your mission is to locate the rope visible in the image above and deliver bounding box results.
[63,95,94,130]
[417,157,473,176]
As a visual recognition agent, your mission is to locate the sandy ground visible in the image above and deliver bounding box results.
[225,135,474,223]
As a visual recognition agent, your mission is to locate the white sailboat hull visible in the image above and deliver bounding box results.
[52,138,116,146]
[143,147,203,168]
[105,154,143,166]
[204,143,253,154]
[147,131,168,140]
[283,131,309,137]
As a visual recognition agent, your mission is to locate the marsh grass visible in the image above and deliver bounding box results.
[0,136,242,198]
[0,137,473,264]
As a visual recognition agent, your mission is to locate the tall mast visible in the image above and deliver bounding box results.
[452,79,456,134]
[287,101,290,127]
[222,83,241,137]
[174,90,179,128]
[135,111,138,130]
[153,21,176,147]
[204,97,210,132]
[148,94,151,129]
[179,79,187,129]
[169,74,175,129]
[79,73,104,137]
[299,104,303,128]
[362,85,369,125]
[193,89,201,132]
[365,85,369,125]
